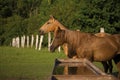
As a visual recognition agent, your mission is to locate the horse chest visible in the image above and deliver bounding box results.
[76,46,93,61]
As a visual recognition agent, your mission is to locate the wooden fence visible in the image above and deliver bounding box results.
[11,32,61,52]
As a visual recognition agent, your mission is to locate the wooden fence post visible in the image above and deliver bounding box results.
[38,35,44,50]
[16,37,20,48]
[48,32,51,51]
[100,27,104,33]
[12,38,16,47]
[23,35,25,48]
[21,36,23,48]
[35,35,39,50]
[21,35,25,48]
[31,35,34,48]
[27,36,29,48]
[58,46,61,52]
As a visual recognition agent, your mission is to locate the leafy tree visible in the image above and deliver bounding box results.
[74,0,120,33]
[0,0,120,45]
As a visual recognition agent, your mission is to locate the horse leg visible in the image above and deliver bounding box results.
[113,54,120,79]
[61,44,68,75]
[108,60,113,73]
[117,62,120,79]
[62,43,68,56]
[63,65,68,75]
[114,61,120,79]
[102,61,109,73]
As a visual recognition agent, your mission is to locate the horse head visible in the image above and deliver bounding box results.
[39,15,57,35]
[50,27,66,52]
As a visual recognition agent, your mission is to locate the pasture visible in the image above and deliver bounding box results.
[0,47,118,80]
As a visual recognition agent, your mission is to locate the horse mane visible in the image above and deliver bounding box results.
[64,29,95,48]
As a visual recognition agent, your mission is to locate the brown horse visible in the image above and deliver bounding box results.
[95,32,113,73]
[50,27,119,61]
[39,15,69,56]
[39,16,114,73]
[95,33,120,75]
[97,33,120,76]
[50,27,120,78]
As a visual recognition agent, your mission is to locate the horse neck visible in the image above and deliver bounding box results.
[64,30,80,47]
[64,30,96,47]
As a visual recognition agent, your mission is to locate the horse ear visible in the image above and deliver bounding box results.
[50,15,55,22]
[50,15,53,17]
[56,27,65,35]
[50,15,54,19]
[57,27,64,33]
[57,27,61,31]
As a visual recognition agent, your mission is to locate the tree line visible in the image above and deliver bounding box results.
[0,0,120,46]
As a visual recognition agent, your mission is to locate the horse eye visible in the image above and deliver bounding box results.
[47,22,51,24]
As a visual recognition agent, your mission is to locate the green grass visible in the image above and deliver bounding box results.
[0,47,118,80]
[0,47,66,80]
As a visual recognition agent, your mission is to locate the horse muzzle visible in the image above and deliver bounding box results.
[39,30,45,35]
[50,46,55,52]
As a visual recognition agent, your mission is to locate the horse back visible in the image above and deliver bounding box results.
[113,34,120,44]
[94,35,118,50]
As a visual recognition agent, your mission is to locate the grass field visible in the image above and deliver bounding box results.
[0,47,118,80]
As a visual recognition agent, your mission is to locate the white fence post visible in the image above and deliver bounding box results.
[58,46,61,52]
[100,27,104,33]
[27,36,29,48]
[23,35,25,48]
[31,35,34,48]
[12,38,16,47]
[16,37,20,48]
[21,36,23,48]
[48,32,51,51]
[21,35,25,48]
[38,35,44,50]
[35,35,39,50]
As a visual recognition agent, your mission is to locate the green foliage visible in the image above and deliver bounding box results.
[0,0,120,45]
[75,0,120,33]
